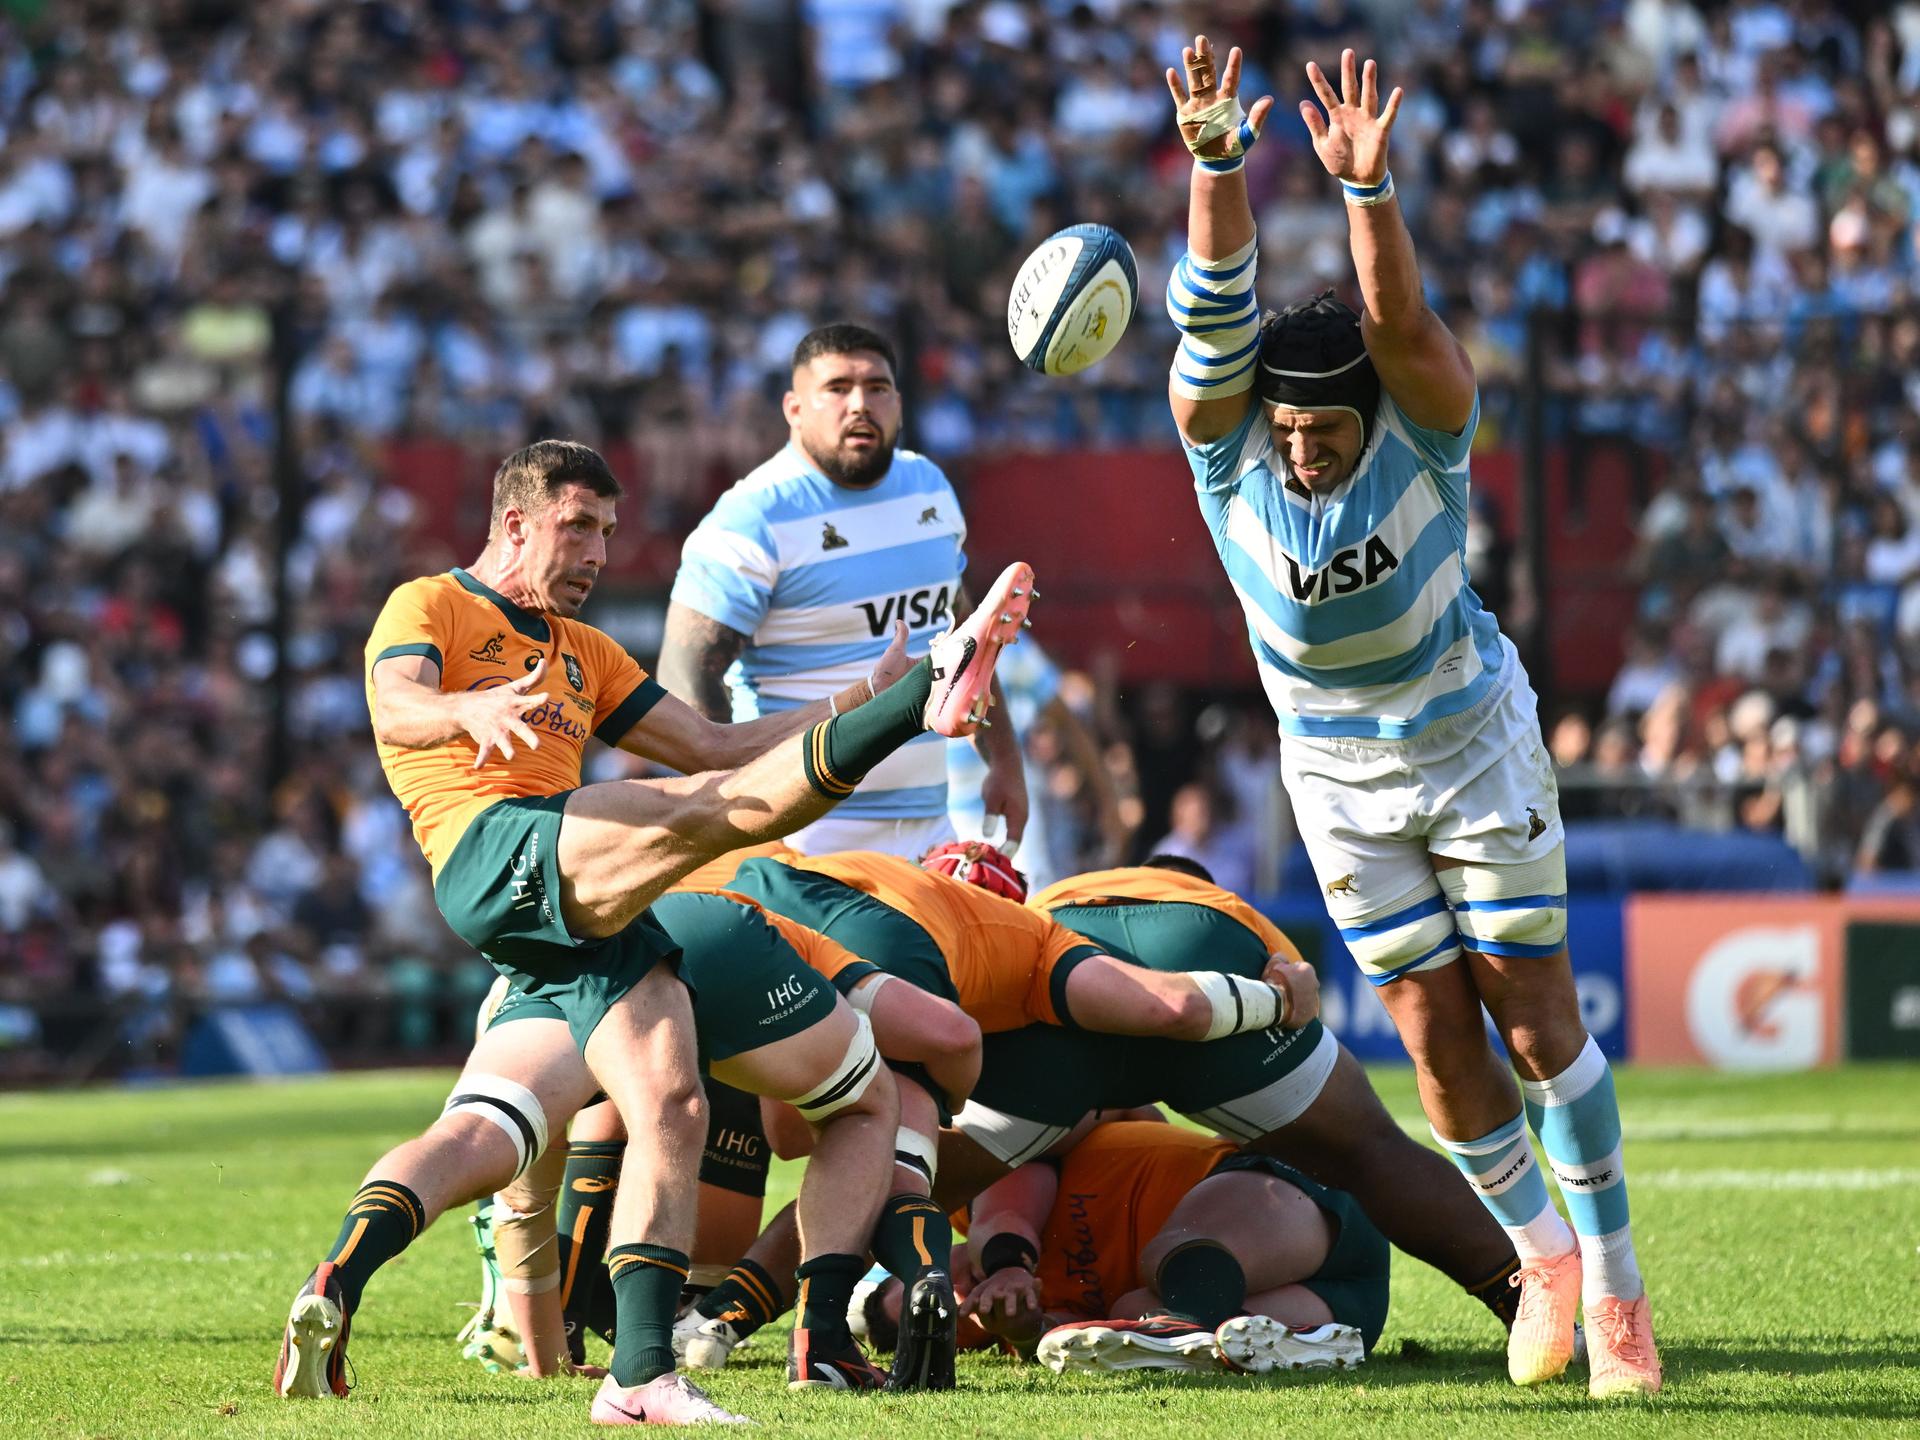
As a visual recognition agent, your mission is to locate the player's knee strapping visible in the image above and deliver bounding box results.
[892,1125,938,1189]
[494,1140,566,1295]
[790,1011,881,1124]
[1335,881,1461,986]
[1166,236,1260,401]
[442,1073,550,1178]
[1436,848,1568,959]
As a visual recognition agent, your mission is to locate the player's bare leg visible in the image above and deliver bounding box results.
[712,1005,897,1391]
[274,1018,592,1397]
[556,562,1036,941]
[1252,1041,1528,1324]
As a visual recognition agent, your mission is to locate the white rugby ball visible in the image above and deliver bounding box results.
[1007,223,1138,376]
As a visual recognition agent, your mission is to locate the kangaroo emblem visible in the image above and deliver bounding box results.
[1326,873,1358,897]
[1527,807,1547,842]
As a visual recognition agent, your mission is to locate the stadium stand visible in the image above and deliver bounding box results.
[1,0,1917,1079]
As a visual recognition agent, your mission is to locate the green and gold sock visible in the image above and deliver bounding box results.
[802,659,935,797]
[870,1192,953,1283]
[556,1140,623,1340]
[795,1252,866,1347]
[607,1243,688,1387]
[323,1179,425,1312]
[693,1258,786,1337]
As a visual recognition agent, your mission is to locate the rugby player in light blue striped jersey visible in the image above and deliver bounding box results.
[1163,35,1659,1397]
[662,324,1027,861]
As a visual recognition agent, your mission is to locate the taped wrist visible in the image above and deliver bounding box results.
[979,1231,1039,1276]
[1167,236,1260,402]
[1182,94,1265,172]
[1192,970,1280,1040]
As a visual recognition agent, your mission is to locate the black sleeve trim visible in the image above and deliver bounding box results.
[594,676,668,746]
[373,642,443,671]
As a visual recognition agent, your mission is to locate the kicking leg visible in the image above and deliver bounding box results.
[558,565,1035,940]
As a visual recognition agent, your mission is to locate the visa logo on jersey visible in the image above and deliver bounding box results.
[858,585,953,636]
[1286,537,1400,601]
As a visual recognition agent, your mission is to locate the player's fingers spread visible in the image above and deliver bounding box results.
[472,741,493,770]
[1305,61,1338,110]
[1299,99,1327,138]
[1220,45,1242,95]
[495,733,515,762]
[514,656,548,690]
[1248,94,1275,132]
[1361,56,1378,113]
[1340,47,1357,105]
[1380,85,1404,130]
[1165,67,1186,105]
[512,718,540,751]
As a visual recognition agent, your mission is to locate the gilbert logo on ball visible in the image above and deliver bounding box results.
[1007,223,1138,376]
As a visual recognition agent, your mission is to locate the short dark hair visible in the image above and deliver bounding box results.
[1142,853,1215,884]
[792,323,897,379]
[861,1283,899,1354]
[490,439,621,535]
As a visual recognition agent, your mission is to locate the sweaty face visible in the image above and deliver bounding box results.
[513,483,616,617]
[1267,405,1364,494]
[785,351,903,488]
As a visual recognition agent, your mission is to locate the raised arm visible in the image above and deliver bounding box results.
[1301,49,1474,432]
[1165,34,1274,445]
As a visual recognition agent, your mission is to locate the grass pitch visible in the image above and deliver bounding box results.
[2,1065,1916,1438]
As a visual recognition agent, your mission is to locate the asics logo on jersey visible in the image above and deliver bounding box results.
[469,632,506,664]
[821,522,849,550]
[859,585,953,637]
[1527,807,1547,841]
[1326,873,1358,896]
[1286,536,1400,601]
[572,1176,616,1193]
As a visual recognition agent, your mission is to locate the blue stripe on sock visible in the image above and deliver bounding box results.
[1536,1063,1629,1237]
[1437,1119,1553,1231]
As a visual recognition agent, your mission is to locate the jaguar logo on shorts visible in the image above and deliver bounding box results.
[562,652,584,692]
[1326,873,1358,897]
[821,521,849,551]
[1527,807,1547,841]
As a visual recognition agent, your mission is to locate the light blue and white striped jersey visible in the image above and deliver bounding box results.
[671,442,966,820]
[1185,391,1508,741]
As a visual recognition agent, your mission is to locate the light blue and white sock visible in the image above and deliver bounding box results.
[1435,1112,1576,1267]
[1522,1034,1643,1306]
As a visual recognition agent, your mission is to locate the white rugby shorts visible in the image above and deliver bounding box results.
[1283,642,1564,977]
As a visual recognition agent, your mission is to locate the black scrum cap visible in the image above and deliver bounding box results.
[1256,292,1381,448]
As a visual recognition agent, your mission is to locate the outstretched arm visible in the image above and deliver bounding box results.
[1165,34,1275,445]
[1301,49,1474,433]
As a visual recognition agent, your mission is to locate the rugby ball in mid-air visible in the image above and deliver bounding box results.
[1007,223,1138,376]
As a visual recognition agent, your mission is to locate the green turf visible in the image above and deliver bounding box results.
[3,1064,1916,1437]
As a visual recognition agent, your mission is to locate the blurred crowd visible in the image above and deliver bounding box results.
[2,0,1919,1072]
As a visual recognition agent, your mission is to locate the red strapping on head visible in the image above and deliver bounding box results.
[920,839,1029,902]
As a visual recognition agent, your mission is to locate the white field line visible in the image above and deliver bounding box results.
[1633,1167,1920,1191]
